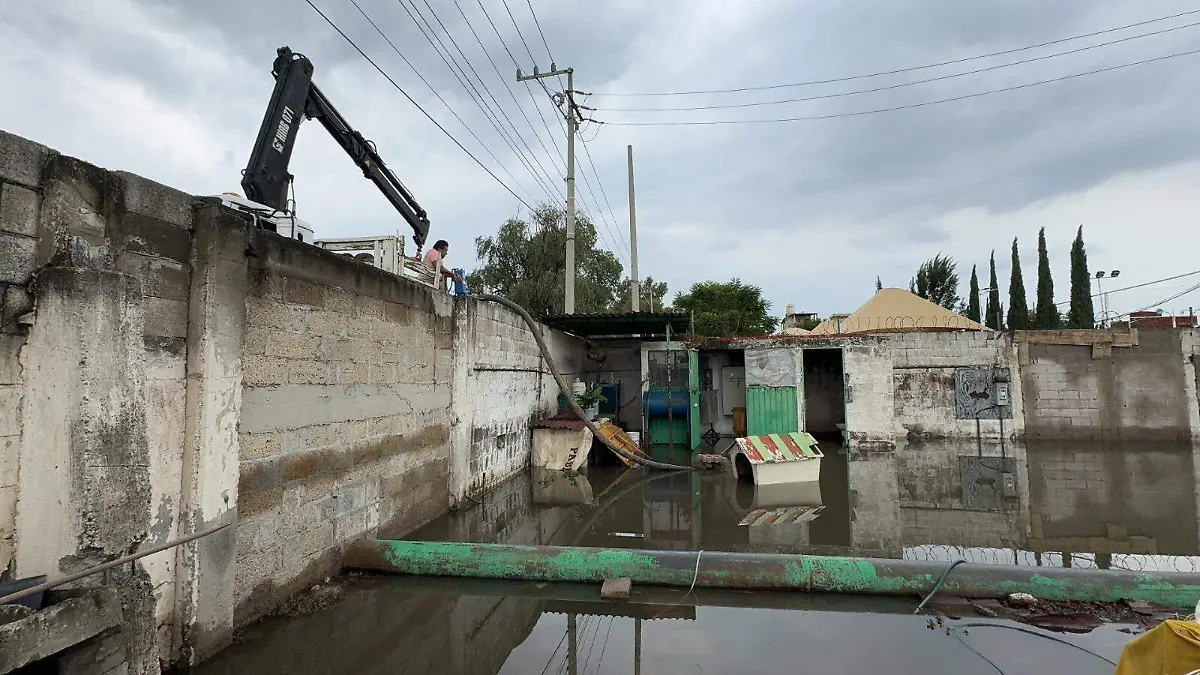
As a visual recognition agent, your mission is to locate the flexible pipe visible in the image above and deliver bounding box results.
[476,294,695,472]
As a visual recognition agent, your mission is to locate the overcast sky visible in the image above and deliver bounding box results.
[3,0,1199,321]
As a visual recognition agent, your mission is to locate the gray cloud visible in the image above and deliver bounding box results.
[3,0,1199,318]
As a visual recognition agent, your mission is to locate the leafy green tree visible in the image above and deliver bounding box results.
[1007,238,1030,330]
[909,253,960,310]
[1033,227,1061,329]
[466,203,623,316]
[966,265,981,323]
[986,252,1003,330]
[610,276,669,312]
[1067,225,1095,328]
[673,279,778,337]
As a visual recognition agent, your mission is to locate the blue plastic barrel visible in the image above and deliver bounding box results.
[643,389,690,416]
[453,268,467,297]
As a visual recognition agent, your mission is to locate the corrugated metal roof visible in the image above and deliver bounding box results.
[540,311,691,339]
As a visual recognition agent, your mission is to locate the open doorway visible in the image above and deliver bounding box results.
[697,349,745,454]
[803,348,846,443]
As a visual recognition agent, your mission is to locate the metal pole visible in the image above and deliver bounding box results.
[564,69,577,315]
[567,612,578,675]
[627,144,640,312]
[634,617,642,675]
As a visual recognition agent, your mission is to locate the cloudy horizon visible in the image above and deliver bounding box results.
[3,0,1199,322]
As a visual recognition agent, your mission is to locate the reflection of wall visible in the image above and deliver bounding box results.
[896,440,1027,550]
[847,453,902,558]
[1027,442,1198,556]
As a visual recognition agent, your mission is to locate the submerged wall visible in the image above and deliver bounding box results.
[0,128,581,670]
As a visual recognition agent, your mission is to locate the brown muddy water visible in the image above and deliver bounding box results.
[190,439,1200,673]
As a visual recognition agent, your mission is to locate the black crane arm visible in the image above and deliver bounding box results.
[242,46,430,247]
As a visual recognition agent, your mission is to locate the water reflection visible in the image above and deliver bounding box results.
[409,439,1200,573]
[190,576,1134,675]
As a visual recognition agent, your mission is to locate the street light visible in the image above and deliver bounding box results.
[1093,270,1120,327]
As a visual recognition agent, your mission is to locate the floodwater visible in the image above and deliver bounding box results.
[190,439,1200,674]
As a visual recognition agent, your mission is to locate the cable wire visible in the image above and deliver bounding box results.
[577,135,632,256]
[500,0,540,66]
[600,19,1200,112]
[399,0,562,203]
[525,0,556,64]
[415,0,565,200]
[301,0,534,210]
[600,8,1200,96]
[449,0,567,178]
[1055,268,1200,306]
[599,47,1200,125]
[348,0,541,207]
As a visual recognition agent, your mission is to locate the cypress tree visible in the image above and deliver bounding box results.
[1033,227,1060,329]
[986,252,1003,330]
[1067,225,1095,328]
[1007,237,1030,330]
[966,265,981,323]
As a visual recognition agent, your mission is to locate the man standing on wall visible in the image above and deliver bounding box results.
[423,240,463,283]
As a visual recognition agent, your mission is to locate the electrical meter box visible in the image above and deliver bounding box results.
[995,382,1010,406]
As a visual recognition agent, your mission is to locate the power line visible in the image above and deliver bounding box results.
[415,0,565,200]
[599,47,1200,126]
[448,0,567,179]
[1116,280,1200,318]
[500,0,540,66]
[475,0,567,176]
[400,0,563,202]
[1056,268,1200,306]
[524,0,556,64]
[348,0,542,207]
[600,8,1200,96]
[578,134,631,255]
[600,19,1200,112]
[301,0,534,210]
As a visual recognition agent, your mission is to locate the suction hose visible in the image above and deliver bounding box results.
[476,294,696,472]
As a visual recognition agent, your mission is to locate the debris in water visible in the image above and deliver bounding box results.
[1026,613,1103,634]
[1007,592,1037,608]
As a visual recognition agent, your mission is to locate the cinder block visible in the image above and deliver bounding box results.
[243,356,288,387]
[241,432,282,461]
[0,131,49,188]
[0,335,23,384]
[283,278,325,308]
[145,259,190,301]
[144,297,188,338]
[0,232,36,284]
[0,183,39,237]
[267,331,320,360]
[115,171,194,229]
[288,360,332,385]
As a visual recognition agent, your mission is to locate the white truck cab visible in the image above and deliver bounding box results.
[213,192,315,243]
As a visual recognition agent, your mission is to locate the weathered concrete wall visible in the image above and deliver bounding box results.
[1019,329,1199,441]
[0,128,582,671]
[889,331,1024,442]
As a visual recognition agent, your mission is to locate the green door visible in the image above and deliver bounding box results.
[688,349,701,449]
[745,386,799,436]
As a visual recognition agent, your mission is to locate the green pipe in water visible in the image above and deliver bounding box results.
[345,540,1200,609]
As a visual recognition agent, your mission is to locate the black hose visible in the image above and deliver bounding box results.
[476,294,695,472]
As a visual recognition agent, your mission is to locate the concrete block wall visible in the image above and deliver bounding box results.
[1020,329,1199,441]
[0,129,211,673]
[233,232,459,626]
[0,128,584,670]
[888,331,1024,441]
[843,342,895,449]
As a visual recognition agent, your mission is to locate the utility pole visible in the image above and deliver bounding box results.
[627,144,640,312]
[518,65,578,313]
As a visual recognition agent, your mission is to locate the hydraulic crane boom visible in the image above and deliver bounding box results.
[242,46,430,247]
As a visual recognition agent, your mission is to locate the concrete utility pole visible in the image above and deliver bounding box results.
[627,144,640,312]
[518,65,578,313]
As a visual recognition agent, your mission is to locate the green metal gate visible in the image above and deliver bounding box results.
[745,386,800,436]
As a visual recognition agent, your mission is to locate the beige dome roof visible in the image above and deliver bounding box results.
[809,288,985,335]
